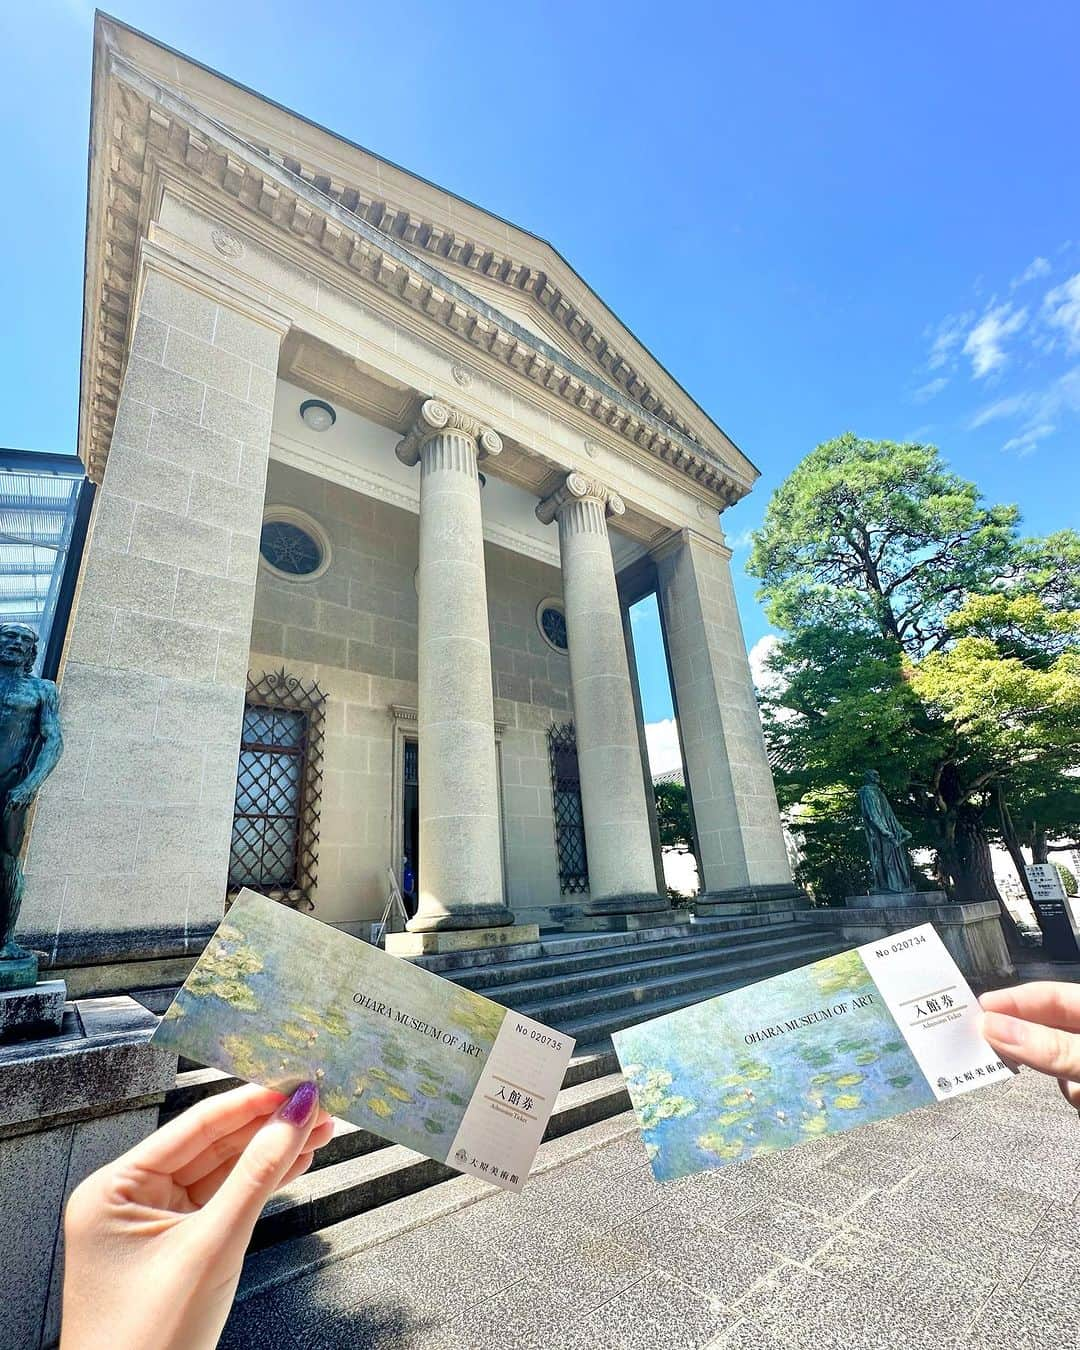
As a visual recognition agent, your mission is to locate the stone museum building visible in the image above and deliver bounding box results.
[2,22,1018,1344]
[19,15,801,994]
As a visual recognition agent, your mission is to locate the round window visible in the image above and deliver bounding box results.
[536,598,568,652]
[259,508,332,582]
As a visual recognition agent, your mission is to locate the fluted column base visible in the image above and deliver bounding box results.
[405,900,517,933]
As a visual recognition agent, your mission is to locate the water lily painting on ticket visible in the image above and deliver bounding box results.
[612,946,935,1181]
[153,888,507,1161]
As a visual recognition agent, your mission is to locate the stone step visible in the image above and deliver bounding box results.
[557,938,848,1044]
[409,910,807,980]
[236,1110,642,1304]
[249,1068,630,1251]
[444,919,812,992]
[497,931,843,1029]
[460,926,821,1006]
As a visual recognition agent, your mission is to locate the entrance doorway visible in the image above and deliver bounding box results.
[401,737,419,917]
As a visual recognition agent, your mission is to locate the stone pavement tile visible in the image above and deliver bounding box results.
[612,1204,783,1304]
[1032,1200,1080,1248]
[588,1131,655,1177]
[720,1197,841,1263]
[444,1276,581,1350]
[807,1226,918,1293]
[528,1229,656,1315]
[704,1318,789,1350]
[966,1290,1080,1350]
[538,1159,669,1236]
[661,1156,775,1221]
[848,1195,1043,1285]
[924,1128,1080,1202]
[730,1261,897,1350]
[372,1220,521,1318]
[264,1260,419,1350]
[561,1269,734,1350]
[219,1295,299,1350]
[858,1166,1053,1240]
[768,1157,879,1219]
[731,1254,984,1350]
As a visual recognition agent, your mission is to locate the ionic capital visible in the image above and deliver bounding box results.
[395,397,503,467]
[535,471,626,525]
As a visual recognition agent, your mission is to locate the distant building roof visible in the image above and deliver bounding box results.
[652,767,685,788]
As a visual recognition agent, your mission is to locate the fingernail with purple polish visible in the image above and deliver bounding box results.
[280,1081,318,1126]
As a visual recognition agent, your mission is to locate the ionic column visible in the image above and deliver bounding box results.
[395,399,513,933]
[537,474,664,916]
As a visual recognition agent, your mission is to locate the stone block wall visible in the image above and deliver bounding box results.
[249,462,573,928]
[21,270,283,967]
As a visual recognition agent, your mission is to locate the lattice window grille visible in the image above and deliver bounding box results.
[548,721,589,894]
[228,667,327,910]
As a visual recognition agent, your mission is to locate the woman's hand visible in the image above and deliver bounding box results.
[980,981,1080,1115]
[61,1081,333,1350]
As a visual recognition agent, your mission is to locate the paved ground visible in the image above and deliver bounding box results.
[221,1065,1079,1350]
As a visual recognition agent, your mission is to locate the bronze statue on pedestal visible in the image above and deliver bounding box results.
[857,769,915,894]
[0,624,63,990]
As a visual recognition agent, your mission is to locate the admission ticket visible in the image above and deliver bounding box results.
[153,889,575,1192]
[612,923,1013,1182]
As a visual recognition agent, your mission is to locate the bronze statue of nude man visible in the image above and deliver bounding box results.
[0,623,63,989]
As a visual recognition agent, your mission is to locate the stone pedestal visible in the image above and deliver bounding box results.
[695,884,811,921]
[1,995,177,1350]
[0,981,66,1043]
[385,922,539,957]
[845,889,947,910]
[796,898,1015,987]
[536,474,664,920]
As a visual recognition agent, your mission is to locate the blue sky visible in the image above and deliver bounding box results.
[3,2,1078,764]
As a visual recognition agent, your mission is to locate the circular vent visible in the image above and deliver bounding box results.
[537,599,568,652]
[259,508,331,581]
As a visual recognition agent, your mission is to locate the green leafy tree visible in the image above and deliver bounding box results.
[654,780,694,855]
[749,433,1080,913]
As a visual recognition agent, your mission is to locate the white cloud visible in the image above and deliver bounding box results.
[912,376,948,403]
[748,634,783,694]
[963,302,1028,378]
[1012,256,1051,288]
[926,313,972,370]
[969,393,1030,428]
[1001,424,1055,457]
[724,527,755,551]
[1043,272,1080,352]
[644,719,683,776]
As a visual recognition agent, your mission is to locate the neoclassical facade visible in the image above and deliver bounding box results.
[21,16,795,989]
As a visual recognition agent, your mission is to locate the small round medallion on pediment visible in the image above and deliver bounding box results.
[211,227,245,259]
[584,439,602,460]
[451,365,473,389]
[696,502,714,521]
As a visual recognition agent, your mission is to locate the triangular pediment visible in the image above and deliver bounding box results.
[94,15,755,485]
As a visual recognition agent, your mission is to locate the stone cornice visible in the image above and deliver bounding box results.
[84,45,751,506]
[536,471,626,526]
[395,398,503,468]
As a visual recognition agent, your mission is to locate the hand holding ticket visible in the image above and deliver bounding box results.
[612,923,1013,1182]
[153,890,575,1192]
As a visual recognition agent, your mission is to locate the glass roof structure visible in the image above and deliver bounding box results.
[0,450,93,676]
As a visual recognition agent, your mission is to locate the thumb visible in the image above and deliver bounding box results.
[203,1082,319,1238]
[982,1012,1080,1083]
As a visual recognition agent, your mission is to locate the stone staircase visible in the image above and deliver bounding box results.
[160,908,846,1281]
